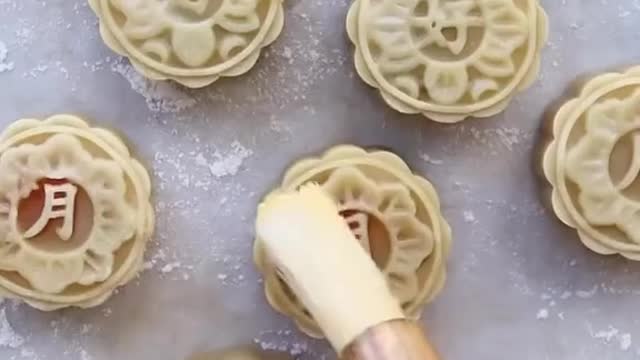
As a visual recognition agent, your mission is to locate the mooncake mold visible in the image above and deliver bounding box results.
[254,145,451,338]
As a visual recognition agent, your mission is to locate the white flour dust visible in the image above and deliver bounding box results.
[142,245,194,281]
[576,285,599,299]
[79,349,93,360]
[111,60,196,113]
[534,284,640,354]
[0,306,24,350]
[591,326,633,351]
[419,152,444,165]
[0,41,15,73]
[467,126,528,152]
[463,210,476,223]
[254,329,311,358]
[195,141,253,178]
[535,308,549,320]
[160,262,182,274]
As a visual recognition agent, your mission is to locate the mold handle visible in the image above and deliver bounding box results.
[256,184,440,360]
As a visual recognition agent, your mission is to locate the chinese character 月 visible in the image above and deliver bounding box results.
[24,183,78,241]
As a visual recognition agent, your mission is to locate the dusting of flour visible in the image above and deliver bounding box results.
[110,60,196,113]
[589,325,633,352]
[0,41,15,73]
[195,141,253,178]
[0,303,24,350]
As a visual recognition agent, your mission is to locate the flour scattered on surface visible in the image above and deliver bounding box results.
[269,116,293,136]
[142,248,168,271]
[0,41,15,73]
[620,333,632,351]
[0,308,24,349]
[254,329,313,357]
[196,141,253,178]
[20,348,39,359]
[576,285,599,299]
[80,324,93,335]
[463,126,530,153]
[594,326,619,342]
[14,21,36,47]
[536,308,549,320]
[79,349,93,360]
[419,153,444,165]
[111,60,196,113]
[592,326,633,351]
[102,307,113,318]
[463,210,476,223]
[560,291,572,300]
[161,262,182,274]
[142,246,195,280]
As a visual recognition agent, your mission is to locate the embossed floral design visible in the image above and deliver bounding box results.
[348,0,547,121]
[254,145,451,338]
[367,0,528,103]
[0,115,154,310]
[565,91,640,245]
[542,67,640,259]
[0,134,137,294]
[322,167,434,304]
[89,0,284,87]
[110,0,261,67]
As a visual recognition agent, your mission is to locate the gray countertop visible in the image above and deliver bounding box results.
[1,0,640,359]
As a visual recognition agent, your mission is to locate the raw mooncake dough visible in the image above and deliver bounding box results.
[347,0,548,122]
[542,67,640,259]
[89,0,285,88]
[254,145,451,338]
[0,115,154,310]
